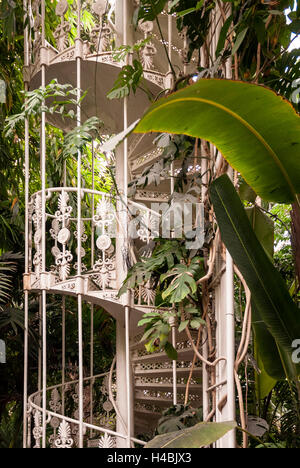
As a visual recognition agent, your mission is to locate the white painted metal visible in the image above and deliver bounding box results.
[215,254,226,426]
[41,290,47,448]
[123,1,133,449]
[213,3,236,449]
[27,371,146,447]
[201,146,209,421]
[23,0,30,447]
[167,4,178,403]
[23,291,29,448]
[76,0,84,446]
[62,296,66,416]
[40,0,48,449]
[22,0,239,449]
[38,295,42,395]
[224,247,236,447]
[125,306,132,448]
[89,303,94,437]
[172,326,178,406]
[116,317,130,447]
[90,140,95,438]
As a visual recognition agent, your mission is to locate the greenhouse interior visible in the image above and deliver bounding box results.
[0,0,300,451]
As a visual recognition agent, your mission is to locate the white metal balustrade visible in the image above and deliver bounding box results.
[23,0,236,449]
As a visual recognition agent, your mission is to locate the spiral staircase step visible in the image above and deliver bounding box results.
[132,348,196,364]
[131,320,203,437]
[134,367,202,377]
[134,394,202,407]
[135,382,202,393]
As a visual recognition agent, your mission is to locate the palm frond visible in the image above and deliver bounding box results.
[0,252,23,304]
[0,304,24,334]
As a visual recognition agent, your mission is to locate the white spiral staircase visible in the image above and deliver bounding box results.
[23,0,235,449]
[24,182,203,447]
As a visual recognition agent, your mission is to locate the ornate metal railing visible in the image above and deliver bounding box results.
[26,0,190,88]
[26,187,160,301]
[27,372,146,448]
[28,187,118,289]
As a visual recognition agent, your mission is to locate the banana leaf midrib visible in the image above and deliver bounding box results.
[139,96,297,200]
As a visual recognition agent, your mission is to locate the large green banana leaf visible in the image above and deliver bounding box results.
[252,302,285,382]
[254,340,278,401]
[245,206,285,387]
[210,174,300,379]
[134,79,300,204]
[145,421,237,448]
[245,206,274,260]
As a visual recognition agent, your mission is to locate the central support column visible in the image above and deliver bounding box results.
[115,0,134,47]
[114,0,135,448]
[211,4,236,448]
[115,141,134,447]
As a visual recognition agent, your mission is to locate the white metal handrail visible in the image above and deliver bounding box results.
[27,372,146,447]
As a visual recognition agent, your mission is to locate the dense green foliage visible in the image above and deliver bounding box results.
[0,0,115,448]
[0,0,299,448]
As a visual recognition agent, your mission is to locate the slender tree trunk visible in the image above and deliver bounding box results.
[291,203,300,290]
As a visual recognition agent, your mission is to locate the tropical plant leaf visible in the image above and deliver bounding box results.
[62,117,102,158]
[178,319,189,332]
[252,303,285,382]
[118,239,186,298]
[232,27,249,55]
[216,14,233,56]
[99,119,140,153]
[210,174,300,379]
[160,257,201,303]
[5,79,79,137]
[245,205,285,384]
[254,344,278,401]
[0,256,18,305]
[0,306,24,334]
[118,261,152,297]
[136,0,168,23]
[245,205,274,260]
[134,79,300,204]
[239,179,257,204]
[157,405,202,435]
[144,421,237,448]
[107,60,143,100]
[165,341,178,360]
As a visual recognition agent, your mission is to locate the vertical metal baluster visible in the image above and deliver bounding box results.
[221,3,236,448]
[76,0,84,448]
[38,294,42,394]
[27,408,32,448]
[62,296,66,416]
[225,235,236,446]
[166,2,178,407]
[90,140,95,437]
[62,161,67,417]
[89,304,94,437]
[23,0,30,447]
[40,0,48,448]
[201,152,209,421]
[122,0,132,449]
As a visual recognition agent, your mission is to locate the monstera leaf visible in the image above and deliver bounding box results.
[135,79,300,204]
[160,257,202,303]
